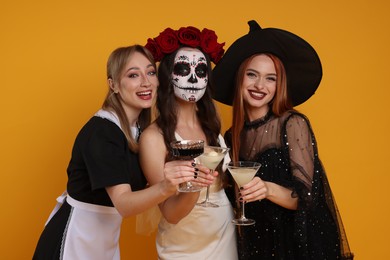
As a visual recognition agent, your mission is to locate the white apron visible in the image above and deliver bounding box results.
[43,110,132,259]
[47,193,122,260]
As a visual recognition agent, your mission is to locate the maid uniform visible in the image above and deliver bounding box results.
[33,109,146,260]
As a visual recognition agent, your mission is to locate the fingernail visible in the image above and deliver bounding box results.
[194,171,198,176]
[239,187,244,190]
[194,168,199,171]
[191,162,196,167]
[194,174,198,179]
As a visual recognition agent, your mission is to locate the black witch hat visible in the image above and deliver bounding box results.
[212,20,322,106]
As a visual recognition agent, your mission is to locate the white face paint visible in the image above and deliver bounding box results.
[172,48,208,102]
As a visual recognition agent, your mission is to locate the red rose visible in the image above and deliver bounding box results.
[177,26,201,48]
[200,29,219,53]
[145,26,225,64]
[154,28,179,54]
[200,29,225,63]
[209,43,225,63]
[145,38,163,62]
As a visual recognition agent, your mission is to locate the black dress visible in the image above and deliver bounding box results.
[224,111,353,260]
[33,116,147,259]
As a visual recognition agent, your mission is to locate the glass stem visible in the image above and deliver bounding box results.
[205,186,210,202]
[205,169,213,203]
[241,201,247,220]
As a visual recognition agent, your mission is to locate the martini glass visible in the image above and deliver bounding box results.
[170,140,204,192]
[196,146,230,207]
[227,161,261,225]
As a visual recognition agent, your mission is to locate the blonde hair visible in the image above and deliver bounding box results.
[102,45,156,153]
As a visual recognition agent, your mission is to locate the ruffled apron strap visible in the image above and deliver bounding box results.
[45,190,68,226]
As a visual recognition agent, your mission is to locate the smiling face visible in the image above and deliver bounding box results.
[242,54,277,120]
[111,51,158,115]
[171,47,208,102]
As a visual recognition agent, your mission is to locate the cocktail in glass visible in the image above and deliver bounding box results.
[227,161,261,225]
[170,140,204,192]
[196,146,229,207]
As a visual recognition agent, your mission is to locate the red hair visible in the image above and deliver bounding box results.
[230,53,293,161]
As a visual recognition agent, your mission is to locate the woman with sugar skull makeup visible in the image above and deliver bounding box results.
[139,27,238,259]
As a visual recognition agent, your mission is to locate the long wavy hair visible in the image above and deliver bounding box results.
[231,53,293,161]
[155,46,221,150]
[102,45,156,153]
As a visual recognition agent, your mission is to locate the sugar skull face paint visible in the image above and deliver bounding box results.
[172,48,208,102]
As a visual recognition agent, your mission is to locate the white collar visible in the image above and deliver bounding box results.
[94,109,139,139]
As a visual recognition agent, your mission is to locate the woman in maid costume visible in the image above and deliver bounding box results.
[33,45,215,260]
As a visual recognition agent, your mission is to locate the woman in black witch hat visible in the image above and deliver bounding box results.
[213,20,354,259]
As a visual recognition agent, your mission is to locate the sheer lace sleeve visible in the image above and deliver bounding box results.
[283,112,354,259]
[283,113,318,206]
[284,113,315,199]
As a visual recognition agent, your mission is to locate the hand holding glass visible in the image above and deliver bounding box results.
[196,146,229,207]
[227,161,261,225]
[170,140,204,192]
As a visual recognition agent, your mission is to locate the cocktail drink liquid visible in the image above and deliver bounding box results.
[172,146,204,160]
[229,168,257,188]
[198,151,225,170]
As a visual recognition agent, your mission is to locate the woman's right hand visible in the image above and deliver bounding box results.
[191,163,218,186]
[161,160,216,195]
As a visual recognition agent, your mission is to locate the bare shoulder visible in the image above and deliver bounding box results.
[140,123,162,143]
[139,122,166,153]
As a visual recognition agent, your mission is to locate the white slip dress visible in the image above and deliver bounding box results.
[156,134,238,260]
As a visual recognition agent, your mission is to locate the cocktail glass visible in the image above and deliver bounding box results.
[196,146,229,207]
[227,161,261,225]
[170,140,204,192]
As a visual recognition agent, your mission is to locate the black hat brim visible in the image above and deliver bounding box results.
[212,20,322,106]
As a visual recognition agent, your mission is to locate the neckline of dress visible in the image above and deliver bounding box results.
[244,109,273,129]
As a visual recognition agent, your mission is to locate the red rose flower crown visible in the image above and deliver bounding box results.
[145,26,225,64]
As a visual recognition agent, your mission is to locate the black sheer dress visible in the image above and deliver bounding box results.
[224,110,353,260]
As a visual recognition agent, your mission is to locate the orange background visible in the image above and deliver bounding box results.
[1,1,389,259]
